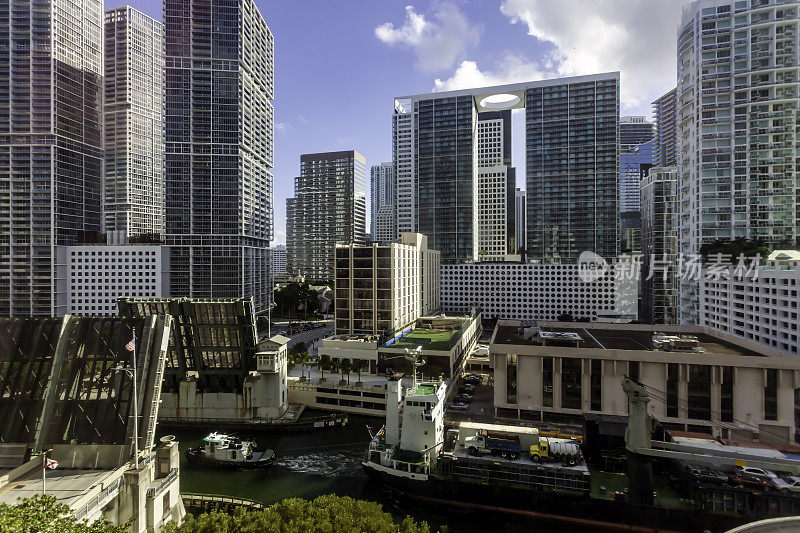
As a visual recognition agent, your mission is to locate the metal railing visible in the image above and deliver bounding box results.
[181,492,265,510]
[146,467,178,499]
[73,477,123,520]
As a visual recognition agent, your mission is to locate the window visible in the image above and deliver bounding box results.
[721,367,733,423]
[687,365,711,421]
[765,369,778,421]
[590,359,602,411]
[561,358,582,410]
[543,357,553,408]
[506,354,517,404]
[667,364,679,418]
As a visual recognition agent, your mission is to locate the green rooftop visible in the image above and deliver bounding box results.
[392,327,456,351]
[409,384,437,396]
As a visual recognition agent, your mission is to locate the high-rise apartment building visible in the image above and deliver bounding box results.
[641,167,679,325]
[334,233,440,336]
[286,150,367,280]
[0,0,104,316]
[270,245,286,275]
[477,110,516,260]
[515,188,526,256]
[393,74,619,264]
[620,116,655,151]
[652,88,678,167]
[370,162,395,243]
[620,140,654,253]
[103,7,164,240]
[678,0,800,322]
[163,0,274,314]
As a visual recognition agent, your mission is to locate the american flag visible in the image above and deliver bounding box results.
[270,301,277,308]
[45,458,58,470]
[125,337,135,352]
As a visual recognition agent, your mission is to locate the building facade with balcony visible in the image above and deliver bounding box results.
[334,233,440,336]
[677,0,800,323]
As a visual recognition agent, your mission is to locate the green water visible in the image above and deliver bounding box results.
[161,412,556,532]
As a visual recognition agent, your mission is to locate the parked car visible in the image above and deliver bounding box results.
[728,471,774,491]
[736,466,777,479]
[772,476,800,493]
[460,383,476,392]
[463,372,481,380]
[448,402,470,411]
[685,465,728,485]
[463,376,481,385]
[454,394,473,403]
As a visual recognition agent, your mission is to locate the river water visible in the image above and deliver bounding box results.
[160,412,552,532]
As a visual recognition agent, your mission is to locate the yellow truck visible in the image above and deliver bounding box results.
[529,436,582,465]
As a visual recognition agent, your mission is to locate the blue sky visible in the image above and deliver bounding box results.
[107,0,685,244]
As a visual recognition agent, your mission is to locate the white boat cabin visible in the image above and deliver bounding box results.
[202,432,256,461]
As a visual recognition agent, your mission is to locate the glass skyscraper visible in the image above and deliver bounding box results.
[0,0,104,316]
[286,150,367,280]
[678,0,800,323]
[164,0,274,314]
[394,74,620,264]
[104,6,164,240]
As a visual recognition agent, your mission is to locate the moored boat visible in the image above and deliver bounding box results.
[186,432,275,469]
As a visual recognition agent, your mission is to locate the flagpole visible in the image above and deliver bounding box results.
[132,338,139,469]
[41,453,45,496]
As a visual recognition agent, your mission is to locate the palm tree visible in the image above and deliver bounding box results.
[340,359,352,385]
[319,354,331,381]
[298,352,310,380]
[330,360,339,384]
[352,359,364,386]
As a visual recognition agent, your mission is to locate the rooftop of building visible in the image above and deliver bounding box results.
[491,323,764,358]
[408,383,438,397]
[391,327,456,351]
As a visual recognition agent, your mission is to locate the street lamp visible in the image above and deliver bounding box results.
[113,364,139,469]
[385,345,425,389]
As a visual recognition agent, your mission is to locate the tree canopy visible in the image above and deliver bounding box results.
[699,237,771,260]
[0,495,130,533]
[273,282,321,318]
[165,494,430,533]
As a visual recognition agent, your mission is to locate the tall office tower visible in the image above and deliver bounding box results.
[652,88,678,167]
[477,110,516,261]
[286,151,367,280]
[104,7,164,242]
[527,76,620,262]
[393,74,619,264]
[620,116,655,151]
[620,140,654,253]
[393,102,415,237]
[370,162,396,243]
[678,0,800,323]
[515,188,526,256]
[641,167,679,325]
[0,0,104,317]
[164,0,274,314]
[270,245,286,275]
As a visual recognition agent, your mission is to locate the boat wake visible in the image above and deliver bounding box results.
[275,451,363,477]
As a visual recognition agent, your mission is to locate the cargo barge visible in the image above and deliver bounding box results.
[362,379,800,532]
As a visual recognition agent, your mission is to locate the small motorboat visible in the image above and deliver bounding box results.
[186,432,275,469]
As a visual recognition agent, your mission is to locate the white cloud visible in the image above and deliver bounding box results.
[498,0,683,112]
[272,228,286,246]
[433,55,547,92]
[275,122,290,134]
[375,2,482,72]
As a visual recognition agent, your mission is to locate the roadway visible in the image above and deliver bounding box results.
[267,319,334,351]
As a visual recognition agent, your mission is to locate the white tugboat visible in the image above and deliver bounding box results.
[186,432,275,469]
[363,379,446,482]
